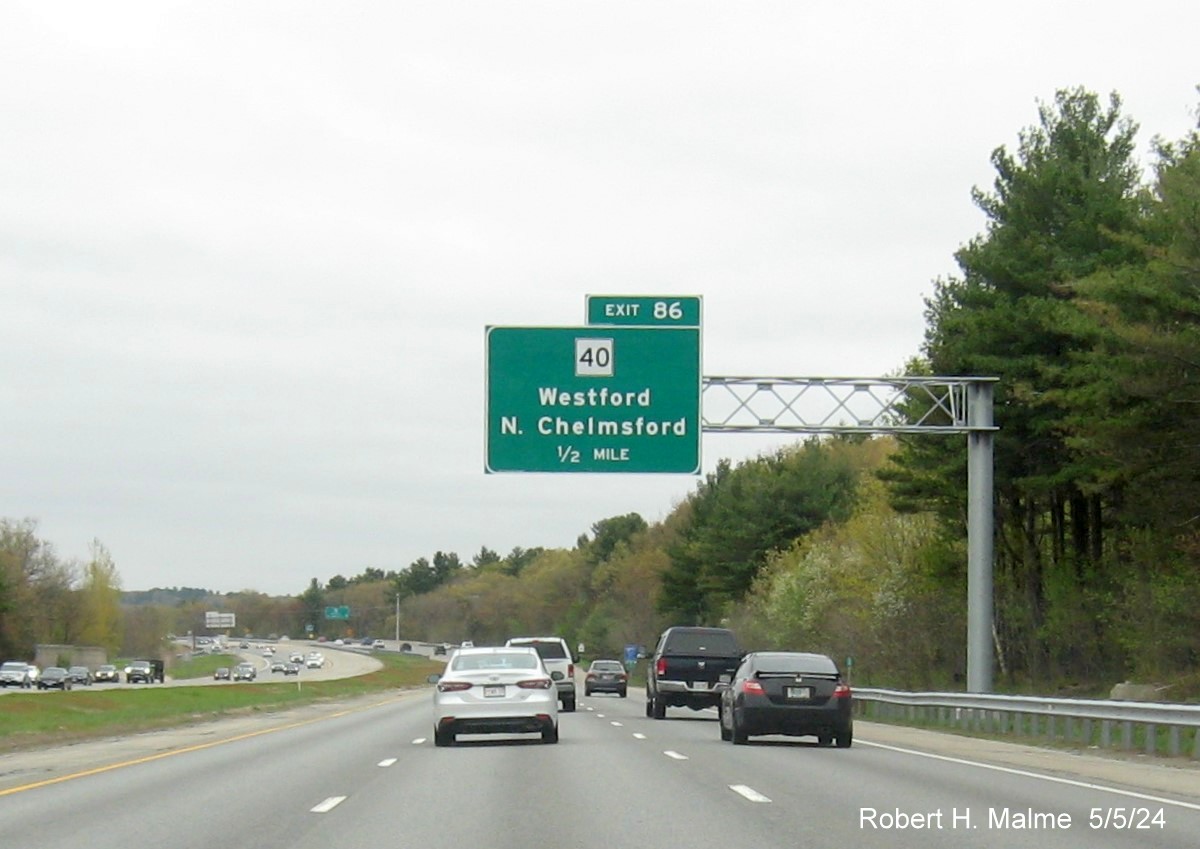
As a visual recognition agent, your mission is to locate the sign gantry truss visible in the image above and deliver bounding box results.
[701,376,997,435]
[701,375,998,694]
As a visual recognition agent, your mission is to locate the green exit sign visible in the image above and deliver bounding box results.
[586,295,701,327]
[324,606,350,620]
[486,325,701,473]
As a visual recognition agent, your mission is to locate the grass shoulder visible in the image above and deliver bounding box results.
[0,652,441,754]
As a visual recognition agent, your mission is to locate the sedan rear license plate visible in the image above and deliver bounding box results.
[483,685,505,698]
[786,686,812,699]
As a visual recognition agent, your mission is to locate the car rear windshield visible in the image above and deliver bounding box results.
[510,640,567,660]
[453,652,539,671]
[591,661,624,671]
[663,630,740,655]
[753,653,839,675]
[1,662,26,671]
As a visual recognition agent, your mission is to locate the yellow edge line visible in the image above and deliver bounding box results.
[0,695,404,797]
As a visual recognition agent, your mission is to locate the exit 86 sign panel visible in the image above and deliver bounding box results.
[485,326,701,473]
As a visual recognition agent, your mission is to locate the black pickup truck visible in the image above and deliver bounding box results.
[646,626,743,719]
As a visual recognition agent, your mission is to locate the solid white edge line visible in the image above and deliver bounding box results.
[378,758,397,767]
[663,750,688,760]
[858,740,1200,812]
[730,784,772,803]
[311,796,347,813]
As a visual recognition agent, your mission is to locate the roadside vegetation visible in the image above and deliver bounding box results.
[0,652,440,753]
[4,87,1200,700]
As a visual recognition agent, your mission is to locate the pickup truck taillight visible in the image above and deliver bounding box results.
[656,658,667,677]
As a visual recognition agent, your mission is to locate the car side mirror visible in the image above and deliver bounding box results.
[426,673,441,684]
[550,671,564,681]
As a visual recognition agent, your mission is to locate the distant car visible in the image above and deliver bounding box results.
[360,637,373,646]
[239,642,250,649]
[289,652,304,663]
[125,660,155,684]
[0,660,34,688]
[584,659,628,697]
[213,667,231,680]
[334,639,345,646]
[429,646,559,746]
[233,663,257,681]
[718,651,853,747]
[305,655,324,669]
[38,667,72,690]
[373,639,386,649]
[270,660,286,673]
[262,647,274,656]
[67,666,93,686]
[433,644,447,656]
[461,640,475,649]
[283,662,301,675]
[93,664,120,684]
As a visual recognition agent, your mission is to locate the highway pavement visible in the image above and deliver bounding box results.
[2,684,1199,849]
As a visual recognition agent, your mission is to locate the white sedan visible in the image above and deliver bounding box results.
[429,646,559,746]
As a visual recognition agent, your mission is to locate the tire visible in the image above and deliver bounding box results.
[433,728,454,747]
[618,688,627,698]
[542,725,559,744]
[719,706,732,741]
[562,698,576,713]
[836,730,853,748]
[652,695,666,720]
[645,697,654,717]
[731,710,749,745]
[584,688,592,697]
[817,734,832,747]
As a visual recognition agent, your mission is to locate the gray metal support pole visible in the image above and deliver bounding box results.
[966,381,995,692]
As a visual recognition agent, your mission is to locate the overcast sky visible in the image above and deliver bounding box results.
[3,2,1197,596]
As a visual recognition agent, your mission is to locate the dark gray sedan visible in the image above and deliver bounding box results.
[718,651,852,747]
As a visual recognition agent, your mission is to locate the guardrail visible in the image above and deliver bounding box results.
[853,688,1200,760]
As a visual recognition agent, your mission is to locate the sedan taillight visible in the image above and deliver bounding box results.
[741,680,765,695]
[517,678,553,690]
[437,681,472,692]
[833,683,852,699]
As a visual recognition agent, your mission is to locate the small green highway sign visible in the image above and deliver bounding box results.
[586,295,701,327]
[486,325,701,473]
[324,606,350,620]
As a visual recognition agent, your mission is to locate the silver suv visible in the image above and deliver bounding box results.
[0,660,33,688]
[505,637,576,712]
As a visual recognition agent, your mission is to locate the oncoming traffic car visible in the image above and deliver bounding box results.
[718,651,853,747]
[232,663,257,681]
[429,646,559,747]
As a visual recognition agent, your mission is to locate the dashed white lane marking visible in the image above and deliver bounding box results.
[378,758,397,767]
[311,796,347,813]
[610,721,623,727]
[596,714,605,718]
[730,785,771,803]
[663,750,688,760]
[633,733,647,740]
[412,738,426,745]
